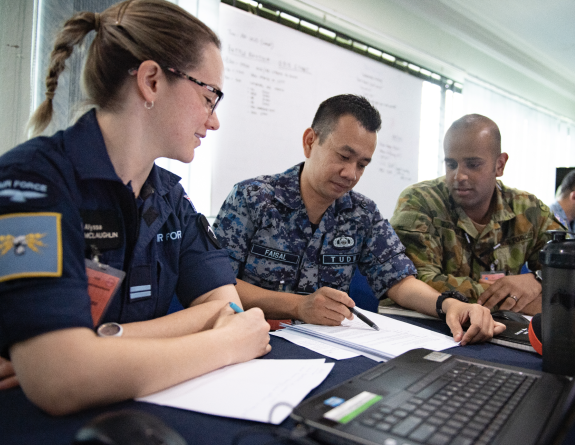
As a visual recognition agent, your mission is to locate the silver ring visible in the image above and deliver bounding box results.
[510,295,518,302]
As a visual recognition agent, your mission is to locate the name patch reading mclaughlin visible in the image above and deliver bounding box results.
[250,244,300,265]
[322,254,359,265]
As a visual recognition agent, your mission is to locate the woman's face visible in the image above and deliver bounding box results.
[159,44,224,164]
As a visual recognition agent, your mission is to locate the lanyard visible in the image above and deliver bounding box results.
[464,232,501,272]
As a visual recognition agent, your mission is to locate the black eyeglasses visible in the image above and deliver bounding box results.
[164,66,223,114]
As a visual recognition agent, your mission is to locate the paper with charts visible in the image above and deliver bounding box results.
[137,358,333,424]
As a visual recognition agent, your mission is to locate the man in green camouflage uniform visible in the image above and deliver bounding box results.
[391,114,562,315]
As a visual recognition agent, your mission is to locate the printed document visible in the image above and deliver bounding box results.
[272,307,457,361]
[137,359,333,424]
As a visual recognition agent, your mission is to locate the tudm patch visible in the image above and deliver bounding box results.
[322,254,359,265]
[0,212,62,282]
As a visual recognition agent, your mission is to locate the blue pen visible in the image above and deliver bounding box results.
[229,302,244,313]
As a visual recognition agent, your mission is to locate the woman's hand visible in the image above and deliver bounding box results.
[214,305,272,362]
[0,357,18,390]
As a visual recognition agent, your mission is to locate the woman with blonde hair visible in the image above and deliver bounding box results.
[0,0,270,415]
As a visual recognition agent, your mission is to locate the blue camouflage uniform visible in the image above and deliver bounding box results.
[550,201,574,232]
[213,163,416,298]
[0,109,235,357]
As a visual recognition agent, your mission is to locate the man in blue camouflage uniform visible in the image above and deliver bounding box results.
[214,95,504,345]
[550,169,575,232]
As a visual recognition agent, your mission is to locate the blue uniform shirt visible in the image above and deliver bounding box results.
[550,201,574,232]
[213,163,416,297]
[0,110,235,356]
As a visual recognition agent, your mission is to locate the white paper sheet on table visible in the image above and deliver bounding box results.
[272,328,360,359]
[272,307,458,361]
[137,359,334,424]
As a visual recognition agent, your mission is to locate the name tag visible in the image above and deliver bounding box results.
[481,271,506,282]
[80,209,123,251]
[250,244,300,265]
[322,254,359,265]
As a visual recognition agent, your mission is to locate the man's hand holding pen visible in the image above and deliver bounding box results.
[295,287,356,326]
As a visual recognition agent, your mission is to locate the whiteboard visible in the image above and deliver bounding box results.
[209,4,423,217]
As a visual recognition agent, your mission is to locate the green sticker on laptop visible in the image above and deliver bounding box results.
[323,391,382,424]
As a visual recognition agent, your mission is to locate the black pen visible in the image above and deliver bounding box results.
[350,307,379,331]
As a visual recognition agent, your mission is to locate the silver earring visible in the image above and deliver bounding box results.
[144,101,154,110]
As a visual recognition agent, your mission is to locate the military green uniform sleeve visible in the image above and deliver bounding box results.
[390,185,487,301]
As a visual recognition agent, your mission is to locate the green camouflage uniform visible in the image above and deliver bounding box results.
[390,177,563,302]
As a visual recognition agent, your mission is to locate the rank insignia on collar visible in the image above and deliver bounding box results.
[332,235,355,249]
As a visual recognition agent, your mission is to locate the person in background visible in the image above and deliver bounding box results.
[550,170,575,232]
[0,0,270,415]
[214,95,504,345]
[391,114,562,315]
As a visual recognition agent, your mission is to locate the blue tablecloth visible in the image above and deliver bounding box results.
[1,316,572,445]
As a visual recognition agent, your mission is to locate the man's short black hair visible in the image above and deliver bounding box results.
[311,94,382,144]
[558,170,575,199]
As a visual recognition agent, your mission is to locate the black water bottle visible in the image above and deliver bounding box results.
[539,230,575,375]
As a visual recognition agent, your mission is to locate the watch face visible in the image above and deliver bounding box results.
[98,323,121,337]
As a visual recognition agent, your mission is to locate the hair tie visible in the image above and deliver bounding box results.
[94,12,100,32]
[45,91,55,100]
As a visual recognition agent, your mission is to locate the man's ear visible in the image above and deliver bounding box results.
[302,127,317,159]
[136,60,163,104]
[569,190,575,202]
[495,152,509,177]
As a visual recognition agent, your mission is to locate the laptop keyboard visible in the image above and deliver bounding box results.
[358,360,537,445]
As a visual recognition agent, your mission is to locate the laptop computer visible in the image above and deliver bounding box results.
[291,348,575,445]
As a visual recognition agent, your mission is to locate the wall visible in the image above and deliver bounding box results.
[2,0,574,155]
[263,0,575,122]
[0,0,35,155]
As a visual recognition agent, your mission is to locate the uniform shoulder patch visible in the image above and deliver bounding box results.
[0,212,63,282]
[0,174,55,207]
[199,214,221,249]
[183,194,197,213]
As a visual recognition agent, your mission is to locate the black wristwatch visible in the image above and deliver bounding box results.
[436,291,469,321]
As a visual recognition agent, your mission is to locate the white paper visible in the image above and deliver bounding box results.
[274,308,457,360]
[137,359,334,424]
[272,328,360,360]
